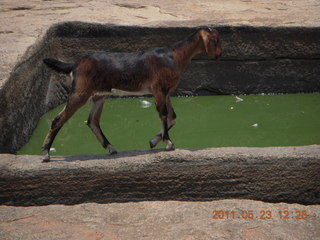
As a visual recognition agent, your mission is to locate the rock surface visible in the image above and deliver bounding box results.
[1,145,320,239]
[1,146,319,206]
[1,2,320,239]
[1,0,320,88]
[1,200,320,240]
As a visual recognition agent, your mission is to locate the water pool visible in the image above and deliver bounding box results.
[18,93,320,156]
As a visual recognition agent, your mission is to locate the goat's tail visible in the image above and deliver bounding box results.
[43,58,74,74]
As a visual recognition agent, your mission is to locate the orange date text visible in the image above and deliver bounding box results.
[211,210,308,220]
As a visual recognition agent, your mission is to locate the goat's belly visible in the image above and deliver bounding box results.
[96,88,151,96]
[111,88,151,96]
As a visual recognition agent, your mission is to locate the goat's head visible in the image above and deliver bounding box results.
[199,28,222,59]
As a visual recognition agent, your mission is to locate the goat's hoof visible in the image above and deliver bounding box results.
[42,155,50,163]
[149,136,161,149]
[149,140,156,149]
[165,142,175,151]
[110,150,118,155]
[166,146,176,151]
[107,145,117,155]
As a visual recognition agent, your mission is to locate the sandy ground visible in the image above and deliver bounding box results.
[1,200,320,240]
[0,0,320,88]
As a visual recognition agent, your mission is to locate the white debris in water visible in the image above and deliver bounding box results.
[230,106,234,110]
[251,123,259,128]
[140,100,152,108]
[235,96,244,103]
[50,147,56,152]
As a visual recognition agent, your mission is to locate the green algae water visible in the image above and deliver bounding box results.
[18,94,320,156]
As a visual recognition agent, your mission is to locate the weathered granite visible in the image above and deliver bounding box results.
[1,0,320,88]
[1,200,320,240]
[1,2,319,239]
[1,146,319,206]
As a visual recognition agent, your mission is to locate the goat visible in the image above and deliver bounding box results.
[42,28,222,162]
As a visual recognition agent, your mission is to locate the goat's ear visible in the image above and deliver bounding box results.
[200,31,211,55]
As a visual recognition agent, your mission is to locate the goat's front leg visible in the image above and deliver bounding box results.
[150,93,175,150]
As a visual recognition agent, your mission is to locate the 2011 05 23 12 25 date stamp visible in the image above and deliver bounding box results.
[211,210,308,220]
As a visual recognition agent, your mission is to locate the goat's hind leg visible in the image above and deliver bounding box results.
[87,95,117,155]
[42,93,90,162]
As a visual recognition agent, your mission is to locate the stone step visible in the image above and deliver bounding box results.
[1,146,319,206]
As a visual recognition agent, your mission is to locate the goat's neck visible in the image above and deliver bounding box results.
[172,32,203,72]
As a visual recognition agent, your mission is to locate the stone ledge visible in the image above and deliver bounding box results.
[1,146,319,206]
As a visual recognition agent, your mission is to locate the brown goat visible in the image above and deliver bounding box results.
[42,28,222,162]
